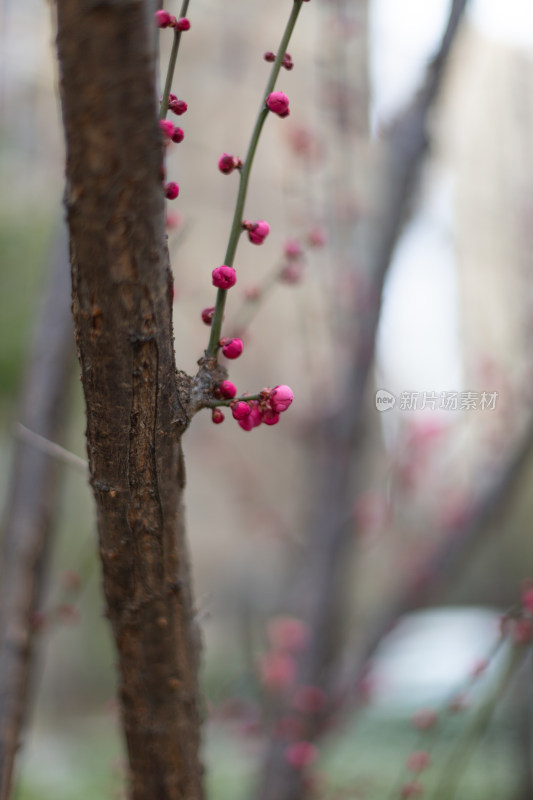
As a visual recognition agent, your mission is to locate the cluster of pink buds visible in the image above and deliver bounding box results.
[211,385,293,430]
[263,51,294,70]
[233,385,293,430]
[243,219,270,245]
[280,237,305,284]
[218,153,243,175]
[155,10,191,31]
[168,93,188,116]
[159,119,184,144]
[266,91,290,118]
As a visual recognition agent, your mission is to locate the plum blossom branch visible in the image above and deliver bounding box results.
[158,0,191,120]
[206,0,308,356]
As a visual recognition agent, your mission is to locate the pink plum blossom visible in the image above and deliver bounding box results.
[220,338,243,359]
[266,91,290,117]
[212,265,237,290]
[269,385,294,413]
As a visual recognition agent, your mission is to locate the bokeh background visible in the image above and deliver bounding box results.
[2,0,533,797]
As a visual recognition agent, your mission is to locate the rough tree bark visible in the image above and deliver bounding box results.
[55,2,208,798]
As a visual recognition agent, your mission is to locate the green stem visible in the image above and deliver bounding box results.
[207,0,306,356]
[159,0,191,120]
[207,393,261,409]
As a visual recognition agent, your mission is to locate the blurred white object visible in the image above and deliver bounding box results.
[366,607,508,714]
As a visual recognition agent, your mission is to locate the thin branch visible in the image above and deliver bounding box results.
[0,225,75,800]
[15,425,88,474]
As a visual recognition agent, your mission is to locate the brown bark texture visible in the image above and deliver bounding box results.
[0,229,74,800]
[56,2,204,798]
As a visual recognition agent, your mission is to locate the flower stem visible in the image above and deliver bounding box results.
[207,394,261,409]
[159,0,191,121]
[207,0,306,356]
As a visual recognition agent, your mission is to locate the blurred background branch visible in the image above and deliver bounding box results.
[0,225,74,800]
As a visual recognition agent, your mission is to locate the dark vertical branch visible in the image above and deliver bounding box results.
[255,3,468,799]
[0,226,74,800]
[55,2,204,798]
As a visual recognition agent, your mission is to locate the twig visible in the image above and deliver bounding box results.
[0,224,75,800]
[15,425,88,474]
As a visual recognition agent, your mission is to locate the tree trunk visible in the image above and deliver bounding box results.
[55,2,204,798]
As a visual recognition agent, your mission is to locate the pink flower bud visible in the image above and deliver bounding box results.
[201,306,215,326]
[211,408,224,424]
[166,211,182,230]
[264,51,276,62]
[238,415,256,431]
[308,226,327,247]
[266,91,290,116]
[175,17,190,31]
[171,127,184,143]
[231,401,251,421]
[221,338,243,359]
[218,153,236,174]
[212,265,237,290]
[155,9,172,27]
[262,408,280,426]
[259,651,296,690]
[254,220,270,238]
[284,741,318,769]
[269,385,294,413]
[218,380,237,399]
[284,238,303,259]
[159,119,174,139]
[248,230,264,245]
[280,263,304,284]
[282,53,294,70]
[164,182,179,200]
[244,285,261,301]
[248,220,270,245]
[169,97,188,116]
[246,402,263,429]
